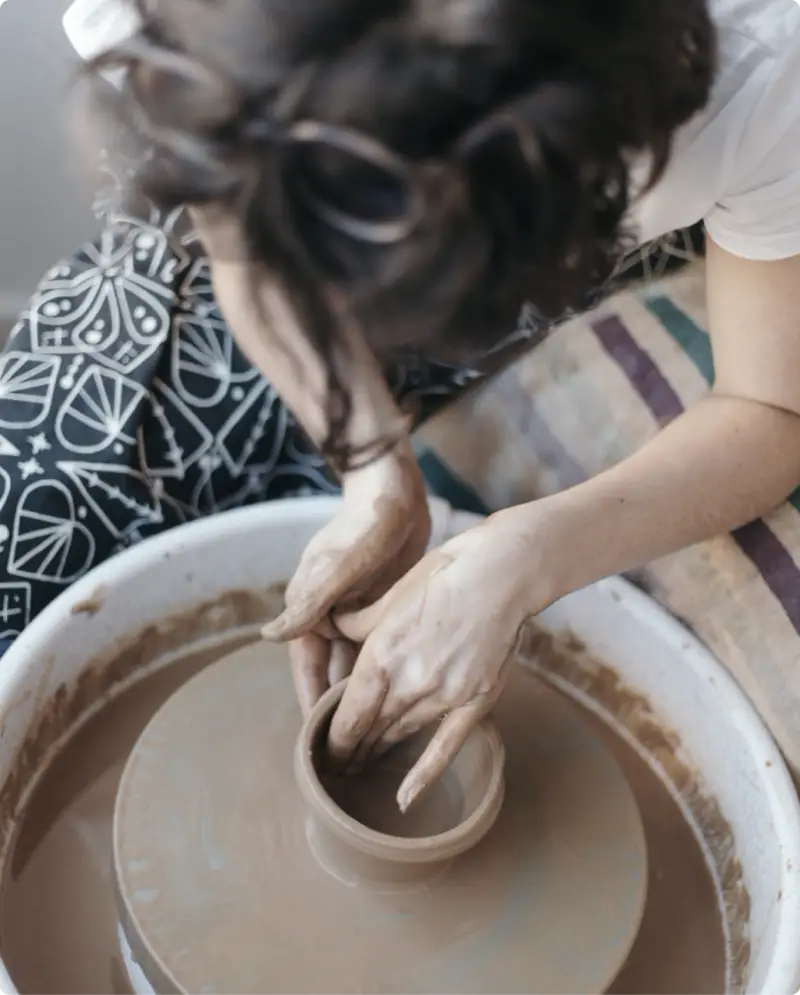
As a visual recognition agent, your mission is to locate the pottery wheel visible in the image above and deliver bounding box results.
[113,642,648,995]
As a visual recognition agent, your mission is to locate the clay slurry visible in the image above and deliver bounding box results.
[319,732,465,838]
[111,641,647,993]
[0,634,726,994]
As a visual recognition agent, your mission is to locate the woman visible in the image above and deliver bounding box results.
[4,0,800,808]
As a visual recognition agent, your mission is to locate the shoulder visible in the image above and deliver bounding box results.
[634,0,800,260]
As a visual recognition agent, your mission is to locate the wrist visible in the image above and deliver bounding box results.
[482,504,564,619]
[341,436,416,489]
[340,439,428,535]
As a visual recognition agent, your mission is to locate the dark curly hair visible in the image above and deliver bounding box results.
[86,0,715,470]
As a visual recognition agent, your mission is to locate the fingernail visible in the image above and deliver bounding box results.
[261,615,287,640]
[397,778,421,814]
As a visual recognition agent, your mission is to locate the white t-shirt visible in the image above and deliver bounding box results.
[634,0,800,259]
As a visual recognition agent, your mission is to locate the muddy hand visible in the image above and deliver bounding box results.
[329,515,534,813]
[262,442,430,715]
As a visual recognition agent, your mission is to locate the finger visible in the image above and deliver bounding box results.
[262,548,364,640]
[263,545,388,642]
[327,654,390,766]
[369,699,448,762]
[327,639,357,687]
[396,696,492,813]
[262,588,331,642]
[264,506,417,641]
[334,549,452,643]
[331,597,390,645]
[348,691,430,769]
[289,633,330,718]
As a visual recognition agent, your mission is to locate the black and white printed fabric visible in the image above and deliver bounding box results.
[0,156,704,644]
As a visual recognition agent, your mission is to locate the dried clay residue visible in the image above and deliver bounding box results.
[0,584,749,994]
[518,624,750,994]
[70,585,109,617]
[0,585,287,866]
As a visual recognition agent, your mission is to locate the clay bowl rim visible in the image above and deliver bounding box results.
[294,680,506,864]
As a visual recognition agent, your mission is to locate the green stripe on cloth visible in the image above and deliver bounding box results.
[643,295,715,385]
[644,293,800,512]
[417,450,491,516]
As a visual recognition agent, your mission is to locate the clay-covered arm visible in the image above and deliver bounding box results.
[192,207,432,714]
[329,239,800,812]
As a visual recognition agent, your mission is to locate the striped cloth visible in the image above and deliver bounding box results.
[419,263,800,781]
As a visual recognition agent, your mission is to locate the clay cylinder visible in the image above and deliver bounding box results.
[294,681,506,890]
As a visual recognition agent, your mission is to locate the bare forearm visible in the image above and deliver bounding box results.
[504,394,800,609]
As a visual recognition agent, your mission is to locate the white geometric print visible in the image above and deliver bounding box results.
[17,459,44,481]
[0,436,21,458]
[171,312,235,407]
[190,456,263,516]
[58,461,165,541]
[9,481,96,583]
[0,353,60,430]
[0,466,10,513]
[215,381,284,477]
[28,230,172,374]
[55,367,147,454]
[0,584,32,640]
[139,378,213,479]
[31,279,119,354]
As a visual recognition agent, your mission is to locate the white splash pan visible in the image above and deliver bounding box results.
[0,496,797,995]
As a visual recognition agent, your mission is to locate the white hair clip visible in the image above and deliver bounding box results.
[62,0,143,87]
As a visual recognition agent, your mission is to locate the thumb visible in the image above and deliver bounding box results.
[264,512,416,642]
[262,592,340,640]
[333,594,391,643]
[261,549,367,642]
[260,613,294,642]
[333,549,454,643]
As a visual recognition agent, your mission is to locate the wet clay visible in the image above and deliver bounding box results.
[0,635,726,995]
[309,689,503,845]
[0,639,237,995]
[319,733,467,838]
[599,707,727,995]
[112,642,646,994]
[292,681,505,895]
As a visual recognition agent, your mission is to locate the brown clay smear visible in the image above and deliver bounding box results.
[518,624,748,993]
[0,586,286,865]
[1,636,275,994]
[0,587,739,993]
[114,647,650,995]
[2,638,724,995]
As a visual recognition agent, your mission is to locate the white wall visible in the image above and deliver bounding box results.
[0,0,97,330]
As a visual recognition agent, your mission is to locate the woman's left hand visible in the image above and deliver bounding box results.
[329,511,544,813]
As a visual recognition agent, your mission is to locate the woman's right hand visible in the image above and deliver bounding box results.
[262,440,431,715]
[193,206,429,712]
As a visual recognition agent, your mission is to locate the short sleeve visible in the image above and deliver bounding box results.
[705,38,800,261]
[705,156,800,261]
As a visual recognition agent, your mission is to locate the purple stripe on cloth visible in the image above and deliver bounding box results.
[495,375,586,489]
[591,314,800,636]
[592,315,683,424]
[732,521,800,634]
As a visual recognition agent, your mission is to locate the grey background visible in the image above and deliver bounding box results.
[0,0,97,338]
